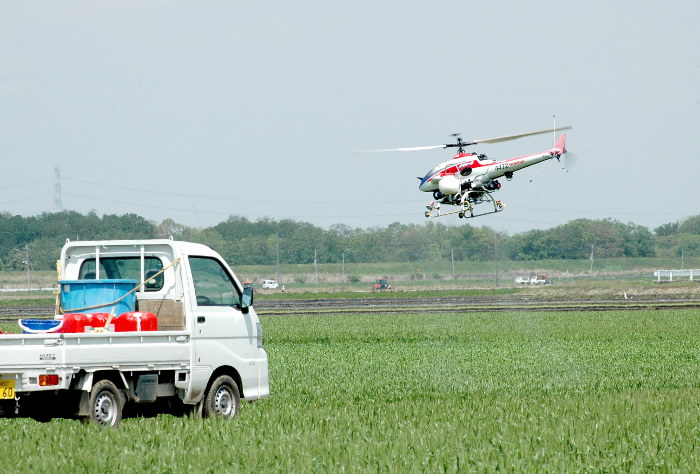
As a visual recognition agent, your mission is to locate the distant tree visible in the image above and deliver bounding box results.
[678,215,700,235]
[449,224,502,261]
[328,223,356,239]
[503,219,654,260]
[654,222,679,236]
[620,222,655,257]
[504,229,549,260]
[213,215,261,240]
[155,218,191,239]
[183,228,227,256]
[389,222,448,262]
[25,237,63,273]
[0,210,689,268]
[674,234,700,256]
[97,213,155,240]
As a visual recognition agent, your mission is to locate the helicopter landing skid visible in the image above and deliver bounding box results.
[424,191,504,219]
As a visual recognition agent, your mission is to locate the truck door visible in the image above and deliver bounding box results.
[187,256,255,379]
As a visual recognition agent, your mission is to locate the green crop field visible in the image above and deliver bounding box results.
[2,308,700,471]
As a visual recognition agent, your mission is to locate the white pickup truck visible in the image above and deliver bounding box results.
[0,239,269,427]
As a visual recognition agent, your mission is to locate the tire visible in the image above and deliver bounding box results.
[88,380,124,428]
[202,375,240,419]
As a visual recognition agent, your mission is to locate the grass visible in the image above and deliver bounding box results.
[0,295,55,307]
[235,255,700,282]
[2,308,700,471]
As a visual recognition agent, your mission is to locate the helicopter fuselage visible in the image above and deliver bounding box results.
[418,150,555,194]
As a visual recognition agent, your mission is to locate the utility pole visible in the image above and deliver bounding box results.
[275,234,280,283]
[681,248,684,270]
[494,235,499,287]
[451,249,455,281]
[590,245,594,273]
[23,244,39,289]
[314,249,318,284]
[24,245,31,288]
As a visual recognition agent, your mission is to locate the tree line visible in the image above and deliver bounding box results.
[0,210,698,271]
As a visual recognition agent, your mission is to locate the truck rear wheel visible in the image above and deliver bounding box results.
[88,380,124,428]
[202,375,240,419]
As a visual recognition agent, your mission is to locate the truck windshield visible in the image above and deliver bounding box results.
[189,256,241,307]
[79,257,164,291]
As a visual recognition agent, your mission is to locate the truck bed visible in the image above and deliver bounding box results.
[0,331,190,377]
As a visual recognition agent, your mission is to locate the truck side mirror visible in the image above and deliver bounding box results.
[241,286,254,313]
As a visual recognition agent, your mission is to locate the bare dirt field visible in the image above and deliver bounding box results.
[1,278,698,322]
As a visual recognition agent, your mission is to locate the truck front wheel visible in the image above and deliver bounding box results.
[202,375,240,419]
[88,380,124,428]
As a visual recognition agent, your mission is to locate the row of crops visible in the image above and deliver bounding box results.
[2,308,699,470]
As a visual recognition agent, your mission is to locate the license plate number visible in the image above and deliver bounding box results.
[0,379,15,399]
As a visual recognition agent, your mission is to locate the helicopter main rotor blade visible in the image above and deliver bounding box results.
[354,125,573,154]
[474,126,572,144]
[354,144,447,154]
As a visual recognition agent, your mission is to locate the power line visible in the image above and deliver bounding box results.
[507,204,692,217]
[0,178,50,190]
[0,193,52,205]
[62,176,421,205]
[62,191,420,220]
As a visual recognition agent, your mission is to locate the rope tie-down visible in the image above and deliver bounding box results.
[56,258,182,314]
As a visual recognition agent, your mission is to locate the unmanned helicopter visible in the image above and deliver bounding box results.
[360,126,571,219]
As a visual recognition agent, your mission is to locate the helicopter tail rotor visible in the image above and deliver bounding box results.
[548,133,578,171]
[560,151,578,171]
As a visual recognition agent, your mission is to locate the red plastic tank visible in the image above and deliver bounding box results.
[88,312,115,331]
[58,313,90,333]
[114,312,158,332]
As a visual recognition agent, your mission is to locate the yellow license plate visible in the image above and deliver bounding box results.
[0,379,15,399]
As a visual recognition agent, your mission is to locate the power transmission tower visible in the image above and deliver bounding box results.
[54,165,63,210]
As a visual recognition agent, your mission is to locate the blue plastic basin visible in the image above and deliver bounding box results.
[59,279,138,315]
[19,319,63,334]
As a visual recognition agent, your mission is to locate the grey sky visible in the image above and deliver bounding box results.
[1,1,698,235]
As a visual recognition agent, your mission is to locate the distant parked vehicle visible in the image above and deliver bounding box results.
[515,275,552,285]
[531,274,552,285]
[262,279,279,289]
[372,278,392,292]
